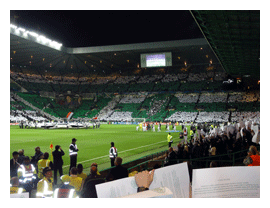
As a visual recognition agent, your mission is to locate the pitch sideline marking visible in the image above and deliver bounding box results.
[63,140,166,168]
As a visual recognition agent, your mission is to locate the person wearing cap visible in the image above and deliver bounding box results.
[69,138,79,173]
[52,145,65,185]
[109,142,117,167]
[36,167,54,198]
[81,165,105,198]
[91,163,101,175]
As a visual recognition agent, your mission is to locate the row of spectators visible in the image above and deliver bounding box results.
[11,70,228,86]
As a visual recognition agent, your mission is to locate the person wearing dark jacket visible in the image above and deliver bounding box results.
[81,166,105,198]
[52,145,65,185]
[167,147,178,166]
[31,146,43,171]
[106,157,128,181]
[176,143,183,161]
[10,151,20,177]
[17,149,25,165]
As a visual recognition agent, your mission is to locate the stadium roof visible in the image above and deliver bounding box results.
[190,10,260,79]
[11,10,260,79]
[10,26,219,76]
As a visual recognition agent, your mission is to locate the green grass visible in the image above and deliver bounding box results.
[10,124,190,174]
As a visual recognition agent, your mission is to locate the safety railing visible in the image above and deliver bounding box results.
[98,145,259,178]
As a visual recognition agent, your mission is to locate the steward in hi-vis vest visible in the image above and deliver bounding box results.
[109,142,117,167]
[69,138,79,173]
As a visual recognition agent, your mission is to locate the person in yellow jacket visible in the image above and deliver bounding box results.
[190,129,194,140]
[10,177,26,194]
[90,163,101,176]
[77,164,87,181]
[60,167,83,195]
[36,167,54,198]
[37,152,53,179]
[167,133,173,147]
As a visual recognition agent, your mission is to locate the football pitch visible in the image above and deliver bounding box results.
[10,124,187,174]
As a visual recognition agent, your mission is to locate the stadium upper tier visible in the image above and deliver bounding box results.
[11,65,233,94]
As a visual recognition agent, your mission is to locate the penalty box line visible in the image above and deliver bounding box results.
[63,140,166,168]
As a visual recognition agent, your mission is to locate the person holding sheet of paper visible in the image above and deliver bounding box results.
[134,169,155,192]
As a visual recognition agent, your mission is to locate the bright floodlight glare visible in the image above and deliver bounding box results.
[11,24,63,50]
[38,35,51,43]
[17,27,26,32]
[10,24,17,29]
[28,31,39,37]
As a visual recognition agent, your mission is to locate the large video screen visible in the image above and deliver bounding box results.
[140,52,172,68]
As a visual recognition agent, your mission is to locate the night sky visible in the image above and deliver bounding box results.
[10,10,203,47]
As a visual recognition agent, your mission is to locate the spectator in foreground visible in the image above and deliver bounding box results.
[81,166,105,198]
[106,157,128,181]
[134,169,155,192]
[61,167,83,195]
[17,156,37,197]
[210,161,219,168]
[36,167,54,198]
[167,147,177,166]
[91,163,101,175]
[77,164,87,181]
[17,149,25,165]
[10,151,19,178]
[10,177,26,194]
[243,145,260,166]
[37,152,53,180]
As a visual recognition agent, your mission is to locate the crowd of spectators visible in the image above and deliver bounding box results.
[175,93,199,103]
[187,73,208,82]
[114,75,138,84]
[164,121,260,171]
[196,112,230,123]
[198,92,227,103]
[165,112,198,123]
[104,111,133,122]
[119,94,146,104]
[137,75,162,84]
[228,91,260,103]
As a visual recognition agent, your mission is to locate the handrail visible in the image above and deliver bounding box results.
[125,145,260,172]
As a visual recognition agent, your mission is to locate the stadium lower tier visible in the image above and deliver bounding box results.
[11,91,260,123]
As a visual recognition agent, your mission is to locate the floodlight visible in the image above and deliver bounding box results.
[10,24,17,29]
[17,27,26,32]
[28,32,39,37]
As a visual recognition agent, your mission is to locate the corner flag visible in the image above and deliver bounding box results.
[50,142,53,162]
